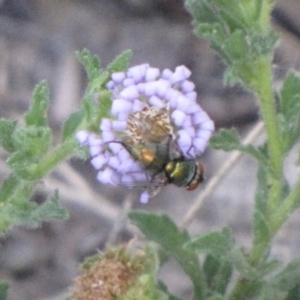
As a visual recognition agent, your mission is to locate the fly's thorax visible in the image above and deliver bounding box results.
[164,159,198,187]
[126,143,168,172]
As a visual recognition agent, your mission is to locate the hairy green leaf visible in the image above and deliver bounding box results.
[62,110,84,141]
[186,228,234,259]
[278,72,300,153]
[209,128,240,151]
[0,175,19,203]
[261,260,300,299]
[185,0,277,90]
[76,49,101,81]
[0,119,17,152]
[12,126,52,157]
[203,255,232,295]
[0,281,9,300]
[210,128,269,167]
[24,81,49,127]
[229,248,260,280]
[207,295,225,300]
[29,190,69,225]
[128,211,205,299]
[106,49,132,73]
[252,210,271,247]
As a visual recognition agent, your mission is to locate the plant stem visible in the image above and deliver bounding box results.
[270,177,300,233]
[253,57,283,214]
[229,56,284,300]
[28,138,79,179]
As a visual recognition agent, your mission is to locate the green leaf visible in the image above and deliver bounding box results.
[280,72,300,114]
[24,81,49,127]
[86,89,112,133]
[261,260,300,299]
[240,144,269,168]
[185,228,234,259]
[285,284,300,300]
[210,128,269,167]
[185,0,277,91]
[6,152,36,180]
[13,190,69,229]
[203,255,232,295]
[129,211,190,254]
[207,295,225,300]
[278,72,300,153]
[187,230,261,283]
[106,49,132,73]
[30,190,69,224]
[128,211,205,299]
[204,255,221,287]
[0,201,36,232]
[271,259,300,291]
[252,209,271,247]
[0,174,19,203]
[209,128,240,151]
[0,282,9,300]
[0,119,17,152]
[62,110,84,141]
[76,49,101,81]
[12,126,52,157]
[229,248,260,280]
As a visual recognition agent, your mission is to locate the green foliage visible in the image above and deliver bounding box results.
[62,110,84,141]
[210,128,269,167]
[203,255,232,296]
[186,228,234,259]
[277,72,300,154]
[128,211,205,300]
[0,119,17,152]
[185,0,277,89]
[24,82,49,127]
[0,49,132,234]
[2,0,300,298]
[0,282,9,300]
[76,49,132,133]
[260,260,300,299]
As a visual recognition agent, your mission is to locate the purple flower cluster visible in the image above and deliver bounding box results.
[76,64,214,203]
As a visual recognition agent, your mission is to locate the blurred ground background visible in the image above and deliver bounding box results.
[0,0,300,299]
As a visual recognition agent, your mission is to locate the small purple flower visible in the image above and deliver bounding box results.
[76,64,214,203]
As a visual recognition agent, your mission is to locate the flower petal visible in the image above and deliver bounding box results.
[76,130,90,145]
[177,129,192,148]
[120,86,139,100]
[91,155,107,170]
[140,191,150,204]
[97,168,115,184]
[111,72,125,83]
[149,95,165,108]
[193,137,207,154]
[112,120,127,131]
[181,80,195,93]
[127,64,149,82]
[171,110,186,126]
[90,145,103,157]
[111,99,133,114]
[100,119,112,131]
[145,67,160,82]
[107,156,120,169]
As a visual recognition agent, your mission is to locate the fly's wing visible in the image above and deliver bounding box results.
[111,170,168,188]
[165,137,184,160]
